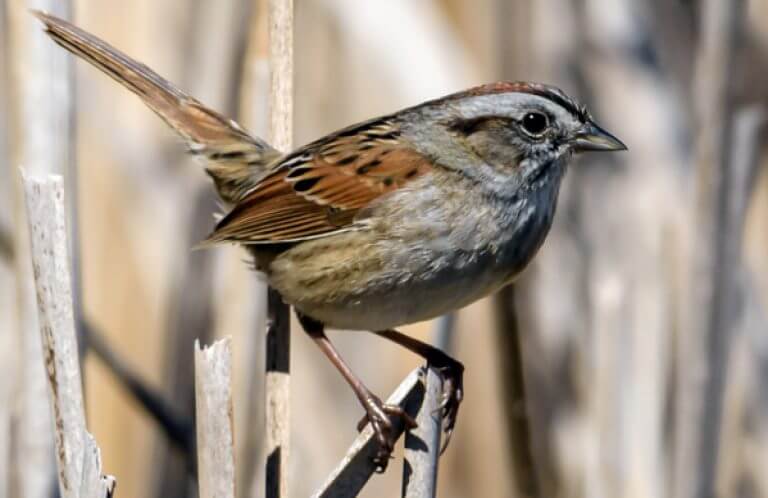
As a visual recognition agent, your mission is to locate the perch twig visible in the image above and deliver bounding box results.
[313,367,443,498]
[402,366,443,498]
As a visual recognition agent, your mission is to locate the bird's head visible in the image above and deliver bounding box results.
[409,82,626,189]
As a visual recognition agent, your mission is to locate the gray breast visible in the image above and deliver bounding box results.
[269,161,566,331]
[481,161,565,283]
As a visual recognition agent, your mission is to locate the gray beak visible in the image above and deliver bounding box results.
[572,121,627,152]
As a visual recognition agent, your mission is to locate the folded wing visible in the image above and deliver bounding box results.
[205,119,433,244]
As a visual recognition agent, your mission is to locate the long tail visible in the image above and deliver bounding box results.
[33,10,281,204]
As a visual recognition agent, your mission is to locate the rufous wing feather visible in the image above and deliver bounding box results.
[204,119,433,244]
[33,10,280,203]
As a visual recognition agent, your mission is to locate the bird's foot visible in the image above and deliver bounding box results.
[433,360,464,453]
[356,393,417,472]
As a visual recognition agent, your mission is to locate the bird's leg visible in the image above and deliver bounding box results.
[296,313,416,472]
[373,329,464,451]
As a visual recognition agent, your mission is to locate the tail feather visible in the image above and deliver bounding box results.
[33,10,281,203]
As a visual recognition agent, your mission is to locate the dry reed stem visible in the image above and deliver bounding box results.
[312,369,423,498]
[265,1,293,498]
[402,366,444,498]
[195,338,236,498]
[22,173,114,498]
[7,2,75,496]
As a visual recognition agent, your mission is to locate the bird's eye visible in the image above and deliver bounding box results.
[521,112,549,137]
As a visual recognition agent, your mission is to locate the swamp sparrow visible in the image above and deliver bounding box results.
[36,11,626,471]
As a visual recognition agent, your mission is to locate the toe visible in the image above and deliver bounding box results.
[432,365,464,453]
[383,404,418,429]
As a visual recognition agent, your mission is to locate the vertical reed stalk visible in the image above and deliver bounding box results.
[7,2,74,496]
[195,338,236,498]
[264,1,293,497]
[22,173,114,498]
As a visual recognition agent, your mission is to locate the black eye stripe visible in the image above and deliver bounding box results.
[450,113,554,138]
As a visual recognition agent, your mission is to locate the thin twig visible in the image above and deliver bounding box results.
[21,172,114,498]
[402,366,443,498]
[267,0,293,153]
[312,369,424,498]
[265,1,293,497]
[195,338,236,498]
[264,287,290,498]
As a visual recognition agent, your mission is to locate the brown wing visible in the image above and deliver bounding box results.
[204,120,433,244]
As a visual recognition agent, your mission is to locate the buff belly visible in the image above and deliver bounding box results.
[265,226,536,331]
[262,170,559,331]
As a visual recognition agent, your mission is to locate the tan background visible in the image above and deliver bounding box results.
[3,1,768,497]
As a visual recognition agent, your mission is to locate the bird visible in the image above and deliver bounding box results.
[35,11,627,471]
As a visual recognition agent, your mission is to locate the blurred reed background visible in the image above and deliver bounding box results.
[2,0,768,497]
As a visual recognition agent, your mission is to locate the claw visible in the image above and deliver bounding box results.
[356,414,367,433]
[357,394,418,472]
[429,362,464,454]
[392,405,418,430]
[357,402,417,432]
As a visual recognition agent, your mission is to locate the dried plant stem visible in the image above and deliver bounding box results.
[195,338,236,498]
[312,369,423,498]
[265,1,293,498]
[21,173,114,498]
[402,366,443,498]
[7,2,75,496]
[268,0,293,153]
